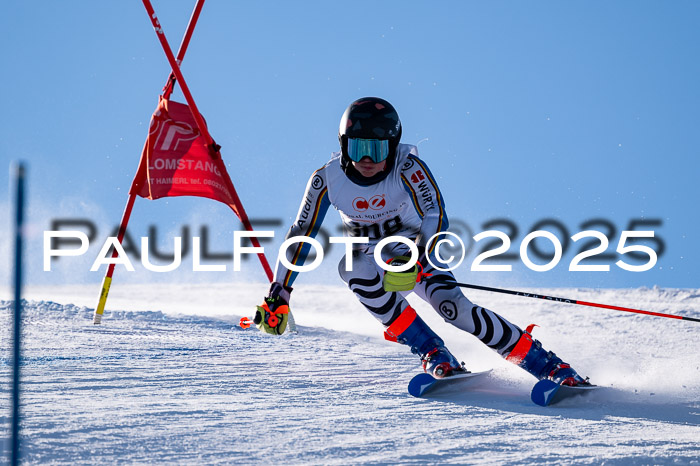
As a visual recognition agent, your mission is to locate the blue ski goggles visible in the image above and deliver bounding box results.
[347,138,390,163]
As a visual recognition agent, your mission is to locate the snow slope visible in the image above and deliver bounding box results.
[1,283,699,464]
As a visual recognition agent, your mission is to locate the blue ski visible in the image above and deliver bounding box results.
[408,369,492,397]
[531,379,598,406]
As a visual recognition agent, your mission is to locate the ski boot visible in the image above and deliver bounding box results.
[506,324,589,386]
[384,306,466,378]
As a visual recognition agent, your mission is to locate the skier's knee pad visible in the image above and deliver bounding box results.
[417,279,475,327]
[435,294,477,329]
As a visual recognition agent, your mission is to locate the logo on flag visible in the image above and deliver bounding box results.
[130,98,239,216]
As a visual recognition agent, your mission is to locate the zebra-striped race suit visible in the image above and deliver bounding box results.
[274,143,523,359]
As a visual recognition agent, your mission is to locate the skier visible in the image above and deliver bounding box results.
[255,97,589,387]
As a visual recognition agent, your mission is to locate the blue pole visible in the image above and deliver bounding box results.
[11,162,26,466]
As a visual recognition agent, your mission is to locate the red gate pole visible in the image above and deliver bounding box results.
[141,0,274,281]
[93,194,137,324]
[142,0,216,157]
[163,0,206,99]
[93,1,208,324]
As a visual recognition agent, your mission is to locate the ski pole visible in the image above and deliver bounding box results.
[423,278,700,323]
[239,317,253,329]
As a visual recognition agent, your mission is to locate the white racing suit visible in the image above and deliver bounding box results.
[273,144,524,358]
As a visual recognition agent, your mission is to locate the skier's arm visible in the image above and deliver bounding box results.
[256,169,330,335]
[273,168,331,288]
[400,155,449,256]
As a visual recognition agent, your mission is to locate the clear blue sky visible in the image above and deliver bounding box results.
[1,1,698,289]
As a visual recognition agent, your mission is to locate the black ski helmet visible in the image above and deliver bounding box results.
[338,97,402,184]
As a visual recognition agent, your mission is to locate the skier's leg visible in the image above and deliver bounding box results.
[338,251,462,377]
[414,267,588,385]
[337,250,406,326]
[413,268,523,356]
[383,305,464,377]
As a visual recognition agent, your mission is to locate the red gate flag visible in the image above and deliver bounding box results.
[130,97,240,218]
[94,0,279,326]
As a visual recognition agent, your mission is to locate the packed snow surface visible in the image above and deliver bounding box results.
[1,283,699,464]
